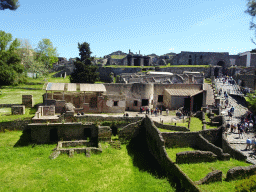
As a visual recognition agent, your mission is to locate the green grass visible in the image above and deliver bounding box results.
[163,122,188,127]
[157,128,178,133]
[159,64,210,68]
[165,147,196,162]
[0,108,37,122]
[165,147,251,192]
[110,55,126,59]
[0,88,45,105]
[0,131,174,192]
[189,117,217,131]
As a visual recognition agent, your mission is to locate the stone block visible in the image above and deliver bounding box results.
[49,151,60,159]
[11,105,25,115]
[196,170,222,185]
[22,95,33,107]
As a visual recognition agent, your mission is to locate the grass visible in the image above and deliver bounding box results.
[165,147,251,192]
[110,55,126,59]
[189,117,217,131]
[0,131,174,192]
[0,108,37,122]
[157,128,178,133]
[159,64,210,68]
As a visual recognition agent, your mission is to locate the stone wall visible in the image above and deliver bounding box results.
[153,121,189,131]
[222,133,247,161]
[118,119,143,143]
[98,126,112,141]
[22,95,33,108]
[143,116,200,191]
[176,151,217,164]
[0,118,31,132]
[98,67,142,82]
[29,123,98,144]
[226,165,256,181]
[156,67,211,78]
[11,105,25,115]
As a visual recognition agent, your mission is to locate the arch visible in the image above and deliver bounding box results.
[216,61,227,76]
[217,61,225,67]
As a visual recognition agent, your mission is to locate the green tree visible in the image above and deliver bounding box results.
[0,30,25,85]
[246,0,256,44]
[0,0,20,10]
[17,39,47,78]
[36,38,58,70]
[70,42,99,83]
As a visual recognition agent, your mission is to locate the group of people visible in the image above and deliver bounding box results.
[140,106,166,117]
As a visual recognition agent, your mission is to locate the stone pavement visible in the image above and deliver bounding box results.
[215,78,256,164]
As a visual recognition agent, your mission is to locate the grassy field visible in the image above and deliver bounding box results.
[0,131,174,192]
[165,147,251,192]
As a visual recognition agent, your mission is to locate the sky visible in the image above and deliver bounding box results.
[0,0,255,59]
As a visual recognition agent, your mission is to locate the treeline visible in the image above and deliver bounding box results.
[0,30,58,85]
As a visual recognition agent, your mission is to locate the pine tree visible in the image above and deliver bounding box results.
[70,42,99,83]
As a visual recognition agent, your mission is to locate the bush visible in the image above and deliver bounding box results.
[235,175,256,192]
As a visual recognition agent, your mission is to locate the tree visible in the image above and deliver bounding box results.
[36,38,58,70]
[246,0,256,44]
[17,39,47,77]
[0,30,25,85]
[70,42,99,83]
[0,0,20,11]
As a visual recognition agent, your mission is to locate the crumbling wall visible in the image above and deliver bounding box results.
[143,116,200,191]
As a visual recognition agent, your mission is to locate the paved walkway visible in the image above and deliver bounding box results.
[215,78,256,164]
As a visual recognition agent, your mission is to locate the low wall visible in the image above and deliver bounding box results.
[143,116,200,191]
[196,134,229,160]
[0,104,22,108]
[222,133,247,161]
[118,119,143,143]
[176,151,217,164]
[226,165,256,181]
[153,121,189,132]
[0,118,31,132]
[75,115,142,124]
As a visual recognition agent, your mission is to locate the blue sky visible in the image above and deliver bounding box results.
[0,0,255,59]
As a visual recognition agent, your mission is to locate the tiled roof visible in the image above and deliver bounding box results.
[165,89,203,96]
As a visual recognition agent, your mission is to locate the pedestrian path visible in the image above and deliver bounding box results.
[215,78,256,164]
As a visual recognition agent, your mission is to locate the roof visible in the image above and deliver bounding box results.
[67,83,77,92]
[80,84,106,92]
[147,71,173,75]
[46,83,65,91]
[165,89,203,96]
[45,83,106,92]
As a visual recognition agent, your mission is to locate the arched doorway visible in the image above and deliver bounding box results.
[217,61,227,76]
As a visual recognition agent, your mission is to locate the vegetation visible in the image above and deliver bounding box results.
[70,42,99,83]
[35,38,59,70]
[0,30,26,85]
[235,175,256,192]
[110,55,126,59]
[205,78,212,84]
[0,131,174,192]
[0,0,20,10]
[245,93,256,113]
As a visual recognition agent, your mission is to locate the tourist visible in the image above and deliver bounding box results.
[166,108,169,116]
[252,137,256,151]
[151,108,153,115]
[238,123,243,139]
[245,138,252,150]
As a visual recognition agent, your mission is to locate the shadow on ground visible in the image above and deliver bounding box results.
[126,127,179,191]
[14,129,32,147]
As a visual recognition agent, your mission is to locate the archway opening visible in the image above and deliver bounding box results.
[217,61,227,76]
